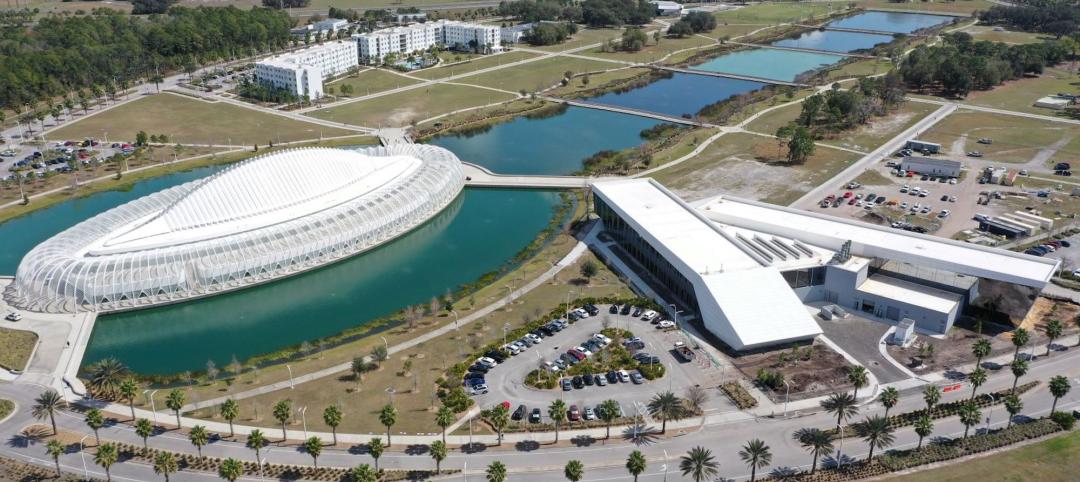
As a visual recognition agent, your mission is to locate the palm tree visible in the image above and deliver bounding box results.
[487,404,511,445]
[1044,319,1063,357]
[1003,393,1023,428]
[46,440,65,476]
[323,405,343,445]
[958,401,982,440]
[968,367,988,401]
[85,408,104,446]
[739,439,772,482]
[430,440,447,474]
[95,442,119,481]
[220,399,239,438]
[350,464,378,482]
[87,358,130,399]
[435,405,454,445]
[914,414,934,449]
[486,461,508,482]
[565,459,584,482]
[1010,359,1029,392]
[972,338,992,367]
[1049,375,1072,413]
[878,387,899,418]
[165,389,186,429]
[218,457,244,482]
[135,418,154,451]
[793,428,833,474]
[679,446,719,482]
[647,391,687,434]
[189,425,209,458]
[820,392,859,426]
[597,399,621,440]
[368,437,384,471]
[847,365,869,399]
[246,429,267,476]
[626,450,647,482]
[32,389,66,435]
[1011,327,1030,359]
[922,384,941,416]
[379,404,397,447]
[854,415,894,461]
[119,378,139,421]
[548,399,568,443]
[304,436,323,467]
[153,451,177,481]
[272,399,292,441]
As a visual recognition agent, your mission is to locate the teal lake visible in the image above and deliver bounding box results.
[690,49,845,81]
[828,11,954,33]
[772,30,894,53]
[586,73,765,118]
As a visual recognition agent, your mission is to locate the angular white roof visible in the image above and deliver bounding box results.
[858,275,962,315]
[698,269,823,348]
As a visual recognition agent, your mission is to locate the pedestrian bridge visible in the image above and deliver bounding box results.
[651,65,808,88]
[463,163,616,189]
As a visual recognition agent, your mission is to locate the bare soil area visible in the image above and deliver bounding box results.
[730,341,855,402]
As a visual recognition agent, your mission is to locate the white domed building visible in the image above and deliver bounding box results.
[8,145,465,313]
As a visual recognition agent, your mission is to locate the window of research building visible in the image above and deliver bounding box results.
[780,267,826,289]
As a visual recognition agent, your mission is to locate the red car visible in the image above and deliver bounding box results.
[568,405,580,421]
[842,191,853,198]
[848,198,856,205]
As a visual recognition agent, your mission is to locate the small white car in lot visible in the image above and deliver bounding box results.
[657,320,676,329]
[470,384,489,395]
[4,312,21,322]
[476,357,498,368]
[617,370,631,383]
[641,310,658,322]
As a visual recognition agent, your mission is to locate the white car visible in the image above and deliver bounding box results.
[900,202,908,209]
[525,333,543,343]
[641,310,658,322]
[4,312,21,322]
[470,384,489,395]
[939,209,950,218]
[503,344,521,355]
[573,308,590,318]
[921,206,931,214]
[543,361,561,373]
[900,185,909,193]
[657,320,676,329]
[592,333,612,344]
[476,357,498,368]
[617,370,631,383]
[949,178,957,184]
[575,346,592,357]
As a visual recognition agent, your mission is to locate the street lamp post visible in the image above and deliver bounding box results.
[783,380,792,418]
[286,364,295,390]
[836,424,846,468]
[985,393,998,432]
[146,389,159,424]
[79,434,90,480]
[298,406,309,439]
[564,289,576,319]
[503,322,510,347]
[662,449,669,482]
[380,336,389,357]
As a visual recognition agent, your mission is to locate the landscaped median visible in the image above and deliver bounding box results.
[0,327,37,373]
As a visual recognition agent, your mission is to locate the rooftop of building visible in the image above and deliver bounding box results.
[901,156,963,168]
[858,274,963,314]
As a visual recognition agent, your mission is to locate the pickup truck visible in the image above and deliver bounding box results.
[673,341,695,362]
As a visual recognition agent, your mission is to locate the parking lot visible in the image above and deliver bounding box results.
[470,304,734,426]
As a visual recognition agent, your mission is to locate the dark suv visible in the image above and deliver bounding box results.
[512,404,527,421]
[529,408,542,423]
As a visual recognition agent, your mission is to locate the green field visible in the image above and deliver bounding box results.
[965,25,1049,44]
[585,34,716,63]
[958,66,1080,116]
[50,94,354,146]
[460,56,620,93]
[0,327,38,372]
[409,51,539,81]
[887,430,1080,482]
[918,109,1080,164]
[307,83,514,127]
[715,2,853,24]
[528,28,624,52]
[327,68,422,97]
[746,101,939,152]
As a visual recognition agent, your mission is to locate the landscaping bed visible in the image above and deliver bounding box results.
[731,341,854,403]
[721,381,758,409]
[0,327,38,372]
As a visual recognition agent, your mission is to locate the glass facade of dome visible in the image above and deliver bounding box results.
[8,145,465,313]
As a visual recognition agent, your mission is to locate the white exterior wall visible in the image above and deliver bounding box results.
[355,20,501,64]
[255,41,357,99]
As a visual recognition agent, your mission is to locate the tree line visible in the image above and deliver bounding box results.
[498,0,584,23]
[900,32,1070,98]
[668,11,717,38]
[582,0,655,27]
[979,0,1080,37]
[522,22,580,46]
[0,7,292,111]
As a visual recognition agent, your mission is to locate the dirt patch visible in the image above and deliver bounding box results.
[730,341,854,403]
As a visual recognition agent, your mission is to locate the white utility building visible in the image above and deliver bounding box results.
[254,40,358,99]
[354,20,502,64]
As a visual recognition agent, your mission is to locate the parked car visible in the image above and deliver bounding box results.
[5,312,21,322]
[641,310,658,322]
[561,378,573,391]
[630,371,644,384]
[618,370,631,383]
[512,405,527,421]
[594,374,607,386]
[476,357,498,368]
[583,304,599,316]
[583,373,594,386]
[572,375,585,389]
[529,408,542,423]
[568,405,581,421]
[470,384,489,395]
[607,370,619,383]
[632,306,644,317]
[609,304,620,314]
[583,407,596,421]
[657,320,676,329]
[468,364,489,374]
[620,304,632,315]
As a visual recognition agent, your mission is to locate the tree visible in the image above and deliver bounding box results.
[488,404,511,445]
[626,450,647,482]
[957,401,982,440]
[647,391,687,433]
[679,446,719,482]
[580,260,598,281]
[965,367,987,402]
[119,378,139,421]
[619,28,648,52]
[972,338,992,366]
[598,399,620,439]
[87,357,130,399]
[1044,319,1063,356]
[92,442,119,482]
[1010,359,1029,392]
[46,440,65,477]
[793,428,833,474]
[786,125,815,163]
[923,384,942,415]
[878,387,899,418]
[350,464,378,482]
[565,459,584,482]
[323,405,343,445]
[136,130,149,147]
[549,399,568,442]
[435,405,454,444]
[1011,327,1030,359]
[739,439,772,482]
[304,436,323,467]
[854,415,894,461]
[154,451,177,481]
[1003,393,1023,428]
[821,392,859,426]
[166,389,186,428]
[32,389,66,435]
[218,457,244,482]
[220,399,239,438]
[368,437,384,470]
[430,440,448,474]
[848,365,869,399]
[487,461,508,482]
[85,408,105,446]
[379,404,397,446]
[189,425,209,458]
[372,344,389,362]
[914,414,934,449]
[1049,375,1072,413]
[136,418,154,451]
[668,21,693,38]
[272,400,292,441]
[246,429,267,470]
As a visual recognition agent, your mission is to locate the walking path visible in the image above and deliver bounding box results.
[550,98,716,127]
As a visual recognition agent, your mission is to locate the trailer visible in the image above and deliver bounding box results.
[673,341,696,362]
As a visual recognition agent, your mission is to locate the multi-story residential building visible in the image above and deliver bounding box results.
[254,40,359,99]
[354,20,502,64]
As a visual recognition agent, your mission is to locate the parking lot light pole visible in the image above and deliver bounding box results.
[80,434,90,480]
[836,424,846,468]
[145,389,159,424]
[985,393,997,432]
[286,364,295,390]
[662,449,669,482]
[298,406,308,439]
[783,381,792,418]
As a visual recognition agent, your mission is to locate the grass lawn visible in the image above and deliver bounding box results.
[409,51,540,80]
[326,69,421,97]
[964,25,1049,44]
[918,109,1080,163]
[0,399,12,421]
[50,93,354,146]
[0,327,38,372]
[824,58,895,82]
[528,28,623,52]
[886,430,1080,482]
[699,23,773,41]
[584,34,716,64]
[460,56,619,93]
[855,0,993,15]
[652,132,861,204]
[547,67,652,97]
[957,65,1080,117]
[715,2,853,24]
[307,84,515,128]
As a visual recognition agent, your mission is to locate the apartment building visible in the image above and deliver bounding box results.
[254,40,359,99]
[354,20,502,64]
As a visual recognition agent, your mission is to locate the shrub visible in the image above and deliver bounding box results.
[1051,411,1076,430]
[638,363,664,380]
[525,369,558,389]
[721,382,757,409]
[755,368,785,391]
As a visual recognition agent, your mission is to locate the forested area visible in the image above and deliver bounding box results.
[900,32,1070,97]
[668,11,717,37]
[979,0,1080,37]
[498,0,584,23]
[522,22,579,45]
[581,0,655,27]
[0,7,292,111]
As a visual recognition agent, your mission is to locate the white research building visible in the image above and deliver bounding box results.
[354,20,502,64]
[592,179,1059,351]
[254,40,359,99]
[8,146,465,313]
